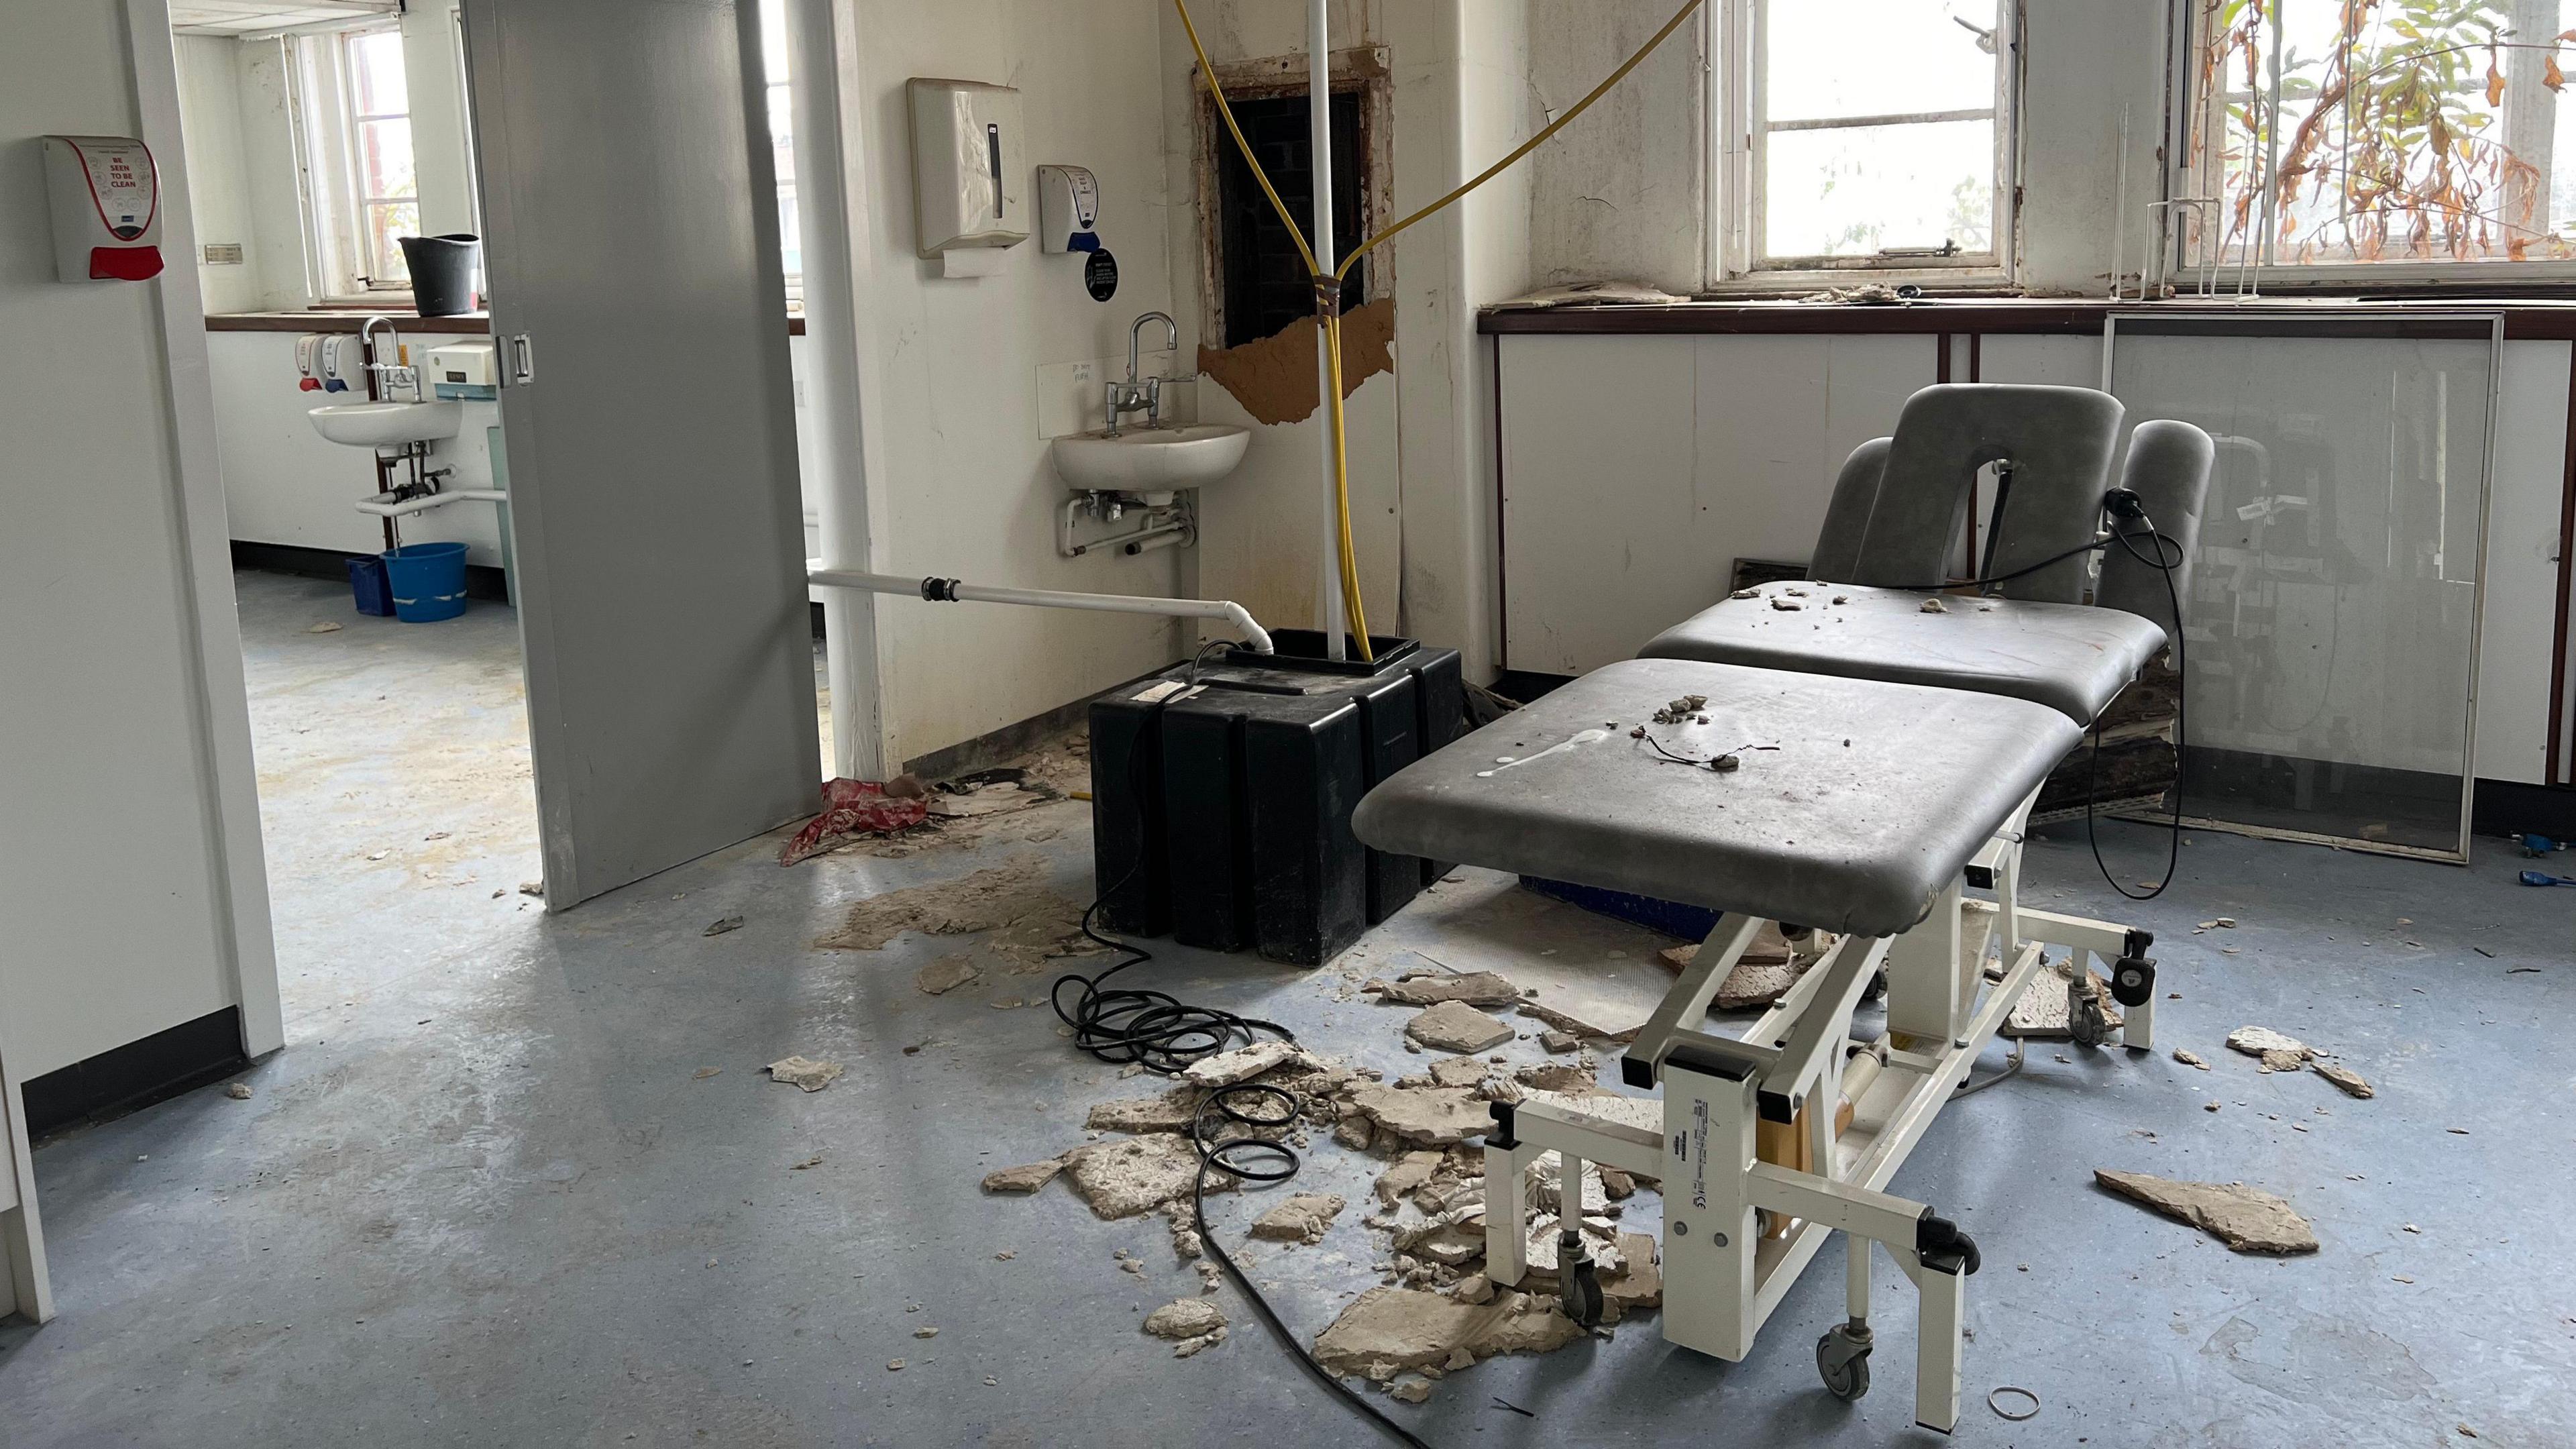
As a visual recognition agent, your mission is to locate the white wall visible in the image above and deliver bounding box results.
[2,3,278,1077]
[846,0,1194,769]
[173,35,260,313]
[1524,0,1703,296]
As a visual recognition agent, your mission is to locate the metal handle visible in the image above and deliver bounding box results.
[505,333,535,385]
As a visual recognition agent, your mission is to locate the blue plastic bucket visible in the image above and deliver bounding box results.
[382,542,470,623]
[346,555,394,616]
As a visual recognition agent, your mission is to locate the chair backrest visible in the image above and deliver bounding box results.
[2095,419,2214,639]
[1819,383,2127,603]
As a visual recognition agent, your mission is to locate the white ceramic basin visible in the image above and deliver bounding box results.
[1052,424,1250,494]
[309,399,462,448]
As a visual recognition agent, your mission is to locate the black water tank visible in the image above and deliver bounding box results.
[1086,632,1464,967]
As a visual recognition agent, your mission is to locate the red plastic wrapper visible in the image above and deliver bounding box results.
[779,777,929,865]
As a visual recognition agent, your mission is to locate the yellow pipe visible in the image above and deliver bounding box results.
[1175,0,1708,667]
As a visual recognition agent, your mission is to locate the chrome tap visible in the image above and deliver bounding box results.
[358,315,418,400]
[1104,310,1179,435]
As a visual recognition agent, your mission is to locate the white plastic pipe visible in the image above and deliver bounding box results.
[1309,0,1346,661]
[807,566,1273,654]
[354,488,509,519]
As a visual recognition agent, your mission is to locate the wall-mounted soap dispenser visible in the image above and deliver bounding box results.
[907,78,1026,277]
[1036,165,1101,253]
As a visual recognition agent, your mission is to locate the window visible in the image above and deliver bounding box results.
[1719,0,2016,278]
[757,0,802,298]
[338,28,417,288]
[2185,1,2576,276]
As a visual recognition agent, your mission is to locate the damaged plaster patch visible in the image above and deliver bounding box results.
[1143,1298,1228,1340]
[1250,1193,1348,1244]
[1350,1085,1491,1146]
[1085,1087,1205,1134]
[765,1055,845,1092]
[1183,1040,1303,1088]
[1195,299,1396,427]
[915,954,981,995]
[981,1159,1066,1194]
[1404,1001,1516,1053]
[1311,1285,1582,1378]
[2094,1169,2320,1254]
[1372,970,1522,1007]
[1062,1135,1235,1219]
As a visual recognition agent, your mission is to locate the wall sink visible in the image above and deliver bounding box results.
[1052,424,1249,494]
[309,400,462,448]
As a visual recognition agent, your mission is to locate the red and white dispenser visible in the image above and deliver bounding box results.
[44,136,163,282]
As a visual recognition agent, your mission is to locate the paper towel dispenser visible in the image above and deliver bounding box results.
[906,78,1027,268]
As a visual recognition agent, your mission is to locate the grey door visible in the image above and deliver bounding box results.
[462,0,817,908]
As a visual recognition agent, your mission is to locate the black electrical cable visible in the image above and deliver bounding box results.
[1937,531,2118,592]
[2083,519,2190,901]
[1047,665,1435,1449]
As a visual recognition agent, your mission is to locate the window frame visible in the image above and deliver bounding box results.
[1710,0,2025,290]
[336,25,417,291]
[2170,0,2576,292]
[282,23,415,303]
[1189,46,1394,350]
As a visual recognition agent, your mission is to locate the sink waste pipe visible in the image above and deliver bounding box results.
[806,566,1273,655]
[1175,0,1705,663]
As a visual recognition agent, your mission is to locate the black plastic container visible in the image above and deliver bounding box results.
[399,233,480,317]
[1087,634,1464,966]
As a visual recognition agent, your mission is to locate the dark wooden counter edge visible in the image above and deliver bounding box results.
[205,312,808,335]
[1478,297,2576,340]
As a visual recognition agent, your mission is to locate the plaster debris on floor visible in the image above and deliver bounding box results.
[764,1055,845,1092]
[1402,1000,1516,1053]
[818,854,1097,970]
[2092,1168,2320,1254]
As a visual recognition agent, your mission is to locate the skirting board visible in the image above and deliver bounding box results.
[232,541,511,603]
[23,1007,248,1140]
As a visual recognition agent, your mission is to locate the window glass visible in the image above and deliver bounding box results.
[343,28,418,286]
[759,0,800,286]
[2195,0,2576,268]
[1766,0,1997,119]
[1753,0,2004,268]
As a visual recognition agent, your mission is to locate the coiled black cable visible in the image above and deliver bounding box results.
[2085,519,2190,901]
[1048,662,1435,1449]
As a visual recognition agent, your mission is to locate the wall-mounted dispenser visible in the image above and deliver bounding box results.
[1036,165,1101,253]
[906,78,1026,277]
[426,340,500,400]
[43,136,163,282]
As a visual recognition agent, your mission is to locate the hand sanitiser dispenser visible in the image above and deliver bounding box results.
[907,78,1026,277]
[44,136,164,282]
[1036,165,1101,253]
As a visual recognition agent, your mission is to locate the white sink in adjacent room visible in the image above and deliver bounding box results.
[309,399,464,448]
[1051,423,1250,494]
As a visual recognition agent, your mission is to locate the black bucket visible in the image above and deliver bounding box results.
[399,233,480,317]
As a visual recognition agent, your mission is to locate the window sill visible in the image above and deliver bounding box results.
[1478,292,2576,339]
[203,309,813,337]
